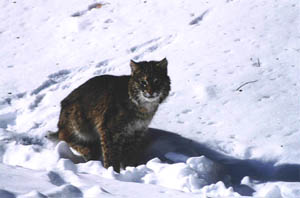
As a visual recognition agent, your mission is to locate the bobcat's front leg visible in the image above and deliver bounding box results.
[121,131,147,168]
[99,129,120,173]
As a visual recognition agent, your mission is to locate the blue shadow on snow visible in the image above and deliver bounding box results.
[143,128,300,196]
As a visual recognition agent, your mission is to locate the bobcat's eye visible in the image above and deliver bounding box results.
[140,80,147,88]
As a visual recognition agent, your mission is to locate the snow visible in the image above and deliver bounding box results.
[0,0,300,197]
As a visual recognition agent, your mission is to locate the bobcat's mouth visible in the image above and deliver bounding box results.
[140,92,160,102]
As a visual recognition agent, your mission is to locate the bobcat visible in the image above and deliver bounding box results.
[56,58,171,172]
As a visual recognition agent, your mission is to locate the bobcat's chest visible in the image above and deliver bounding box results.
[125,118,151,136]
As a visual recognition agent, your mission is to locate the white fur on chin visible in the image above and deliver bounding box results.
[138,92,161,112]
[139,92,161,103]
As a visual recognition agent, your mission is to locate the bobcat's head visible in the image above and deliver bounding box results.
[128,58,171,106]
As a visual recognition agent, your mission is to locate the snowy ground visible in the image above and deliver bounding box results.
[0,0,300,197]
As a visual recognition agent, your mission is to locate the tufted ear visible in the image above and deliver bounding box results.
[130,60,140,74]
[157,58,168,73]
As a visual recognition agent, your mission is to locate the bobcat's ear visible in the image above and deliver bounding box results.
[157,58,168,72]
[130,60,140,74]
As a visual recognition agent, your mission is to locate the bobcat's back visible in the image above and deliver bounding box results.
[58,75,130,141]
[61,75,130,108]
[57,58,170,172]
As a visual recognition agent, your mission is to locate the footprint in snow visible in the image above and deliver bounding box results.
[31,69,71,95]
[130,35,174,60]
[71,3,105,17]
[189,9,210,25]
[47,171,66,186]
[129,37,161,53]
[46,184,83,198]
[94,59,115,75]
[181,109,192,114]
[29,94,45,111]
[0,112,16,129]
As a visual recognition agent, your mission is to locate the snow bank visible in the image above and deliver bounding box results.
[56,142,232,194]
[0,140,239,197]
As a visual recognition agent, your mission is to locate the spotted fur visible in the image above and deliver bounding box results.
[57,58,170,172]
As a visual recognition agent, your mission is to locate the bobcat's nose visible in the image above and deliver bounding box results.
[145,88,153,97]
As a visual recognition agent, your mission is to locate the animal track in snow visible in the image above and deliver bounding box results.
[31,79,57,95]
[93,59,115,75]
[46,184,83,198]
[129,37,161,53]
[0,92,25,107]
[207,121,216,126]
[257,95,271,102]
[284,130,297,137]
[47,171,66,186]
[29,94,45,111]
[71,3,106,17]
[206,86,217,99]
[189,9,210,25]
[95,59,110,68]
[31,69,71,95]
[133,44,160,60]
[0,130,43,146]
[181,109,192,114]
[48,70,71,82]
[223,49,231,54]
[94,67,114,75]
[250,57,262,67]
[243,146,254,158]
[130,35,175,60]
[0,112,16,129]
[177,120,184,124]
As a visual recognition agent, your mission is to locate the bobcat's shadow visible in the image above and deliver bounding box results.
[143,128,300,196]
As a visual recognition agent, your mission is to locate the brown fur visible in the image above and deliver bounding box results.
[57,58,170,172]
